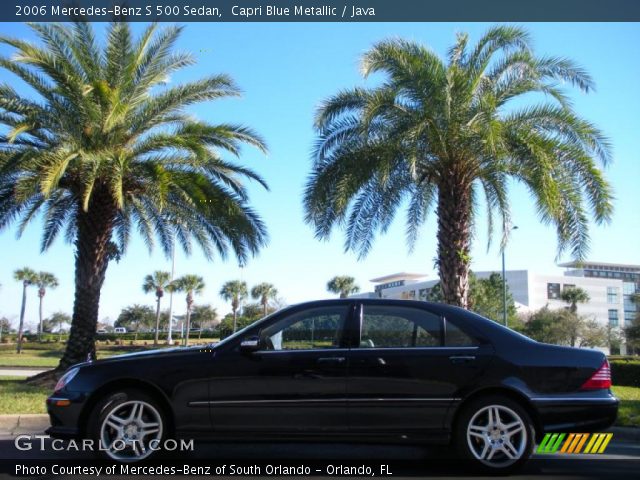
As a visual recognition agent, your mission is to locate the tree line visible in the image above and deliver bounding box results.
[0,23,620,374]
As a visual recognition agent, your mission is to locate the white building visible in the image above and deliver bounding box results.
[353,264,637,355]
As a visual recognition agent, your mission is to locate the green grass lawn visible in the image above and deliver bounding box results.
[0,339,218,368]
[612,386,640,428]
[0,349,120,368]
[0,376,49,414]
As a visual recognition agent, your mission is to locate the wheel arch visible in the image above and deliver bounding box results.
[451,387,543,442]
[79,378,175,437]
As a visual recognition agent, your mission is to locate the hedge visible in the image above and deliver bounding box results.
[610,359,640,388]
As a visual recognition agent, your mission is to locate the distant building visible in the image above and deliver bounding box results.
[353,262,639,355]
[559,261,640,327]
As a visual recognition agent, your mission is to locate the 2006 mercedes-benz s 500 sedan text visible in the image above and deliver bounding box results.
[47,299,618,472]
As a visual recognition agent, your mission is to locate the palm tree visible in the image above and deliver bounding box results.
[220,280,248,333]
[561,286,590,314]
[14,267,37,353]
[190,304,218,339]
[304,26,612,309]
[0,23,268,370]
[251,282,278,317]
[172,275,205,346]
[327,276,360,299]
[35,272,59,342]
[142,271,172,346]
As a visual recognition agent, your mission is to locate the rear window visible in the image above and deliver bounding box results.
[361,305,442,348]
[445,319,479,347]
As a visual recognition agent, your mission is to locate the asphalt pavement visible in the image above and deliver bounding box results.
[0,436,638,479]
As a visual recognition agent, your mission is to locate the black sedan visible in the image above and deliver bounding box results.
[46,299,618,472]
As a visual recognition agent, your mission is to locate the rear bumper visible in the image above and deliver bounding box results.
[531,393,619,433]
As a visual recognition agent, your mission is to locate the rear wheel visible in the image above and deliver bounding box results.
[455,395,534,473]
[88,389,165,462]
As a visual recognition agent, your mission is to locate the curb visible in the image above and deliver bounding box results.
[0,414,49,436]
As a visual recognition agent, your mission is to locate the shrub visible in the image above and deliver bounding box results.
[610,359,640,388]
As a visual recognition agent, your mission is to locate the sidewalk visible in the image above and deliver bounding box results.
[0,368,47,377]
[0,415,49,436]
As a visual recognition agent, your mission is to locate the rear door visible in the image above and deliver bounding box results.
[346,302,493,434]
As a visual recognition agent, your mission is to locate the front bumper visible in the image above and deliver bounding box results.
[46,393,86,439]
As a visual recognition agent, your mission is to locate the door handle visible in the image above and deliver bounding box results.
[316,357,346,364]
[449,355,476,364]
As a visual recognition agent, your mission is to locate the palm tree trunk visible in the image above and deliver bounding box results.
[185,309,191,346]
[436,176,472,309]
[16,282,27,354]
[154,297,161,346]
[232,309,237,333]
[263,301,267,317]
[58,191,117,370]
[38,290,44,342]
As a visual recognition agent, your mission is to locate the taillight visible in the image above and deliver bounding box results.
[580,360,612,390]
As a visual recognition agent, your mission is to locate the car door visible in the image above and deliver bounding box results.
[347,302,493,434]
[209,303,353,433]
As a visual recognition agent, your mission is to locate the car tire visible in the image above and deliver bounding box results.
[87,389,166,462]
[455,395,535,474]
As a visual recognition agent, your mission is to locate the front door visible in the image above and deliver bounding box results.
[209,304,353,433]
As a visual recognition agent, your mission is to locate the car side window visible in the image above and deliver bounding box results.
[259,306,348,351]
[361,305,442,348]
[445,319,479,347]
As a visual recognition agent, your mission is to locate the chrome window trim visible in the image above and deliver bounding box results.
[253,346,480,354]
[354,346,480,352]
[255,348,350,354]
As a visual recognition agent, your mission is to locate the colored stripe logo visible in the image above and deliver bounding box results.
[537,433,613,454]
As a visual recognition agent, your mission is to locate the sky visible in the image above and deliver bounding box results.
[0,22,639,328]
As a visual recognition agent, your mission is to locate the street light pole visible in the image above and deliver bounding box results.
[167,231,176,345]
[502,225,518,327]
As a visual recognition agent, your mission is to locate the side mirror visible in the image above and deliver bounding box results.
[240,336,261,353]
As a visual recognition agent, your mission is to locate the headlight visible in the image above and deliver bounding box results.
[54,367,80,392]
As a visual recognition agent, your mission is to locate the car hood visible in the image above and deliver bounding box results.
[86,345,213,366]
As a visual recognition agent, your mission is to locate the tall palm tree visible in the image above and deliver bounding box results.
[172,275,205,346]
[14,267,37,353]
[35,272,59,342]
[142,271,172,346]
[251,282,278,317]
[561,286,590,314]
[220,280,248,333]
[304,26,612,309]
[0,23,268,370]
[326,276,360,299]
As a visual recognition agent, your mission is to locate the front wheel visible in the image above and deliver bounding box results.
[455,396,534,473]
[88,389,165,462]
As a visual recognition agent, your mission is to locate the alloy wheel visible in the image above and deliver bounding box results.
[466,404,527,468]
[99,400,163,461]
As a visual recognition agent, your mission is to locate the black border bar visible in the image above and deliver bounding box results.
[3,1,640,22]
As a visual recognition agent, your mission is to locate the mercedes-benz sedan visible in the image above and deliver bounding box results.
[47,299,618,472]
